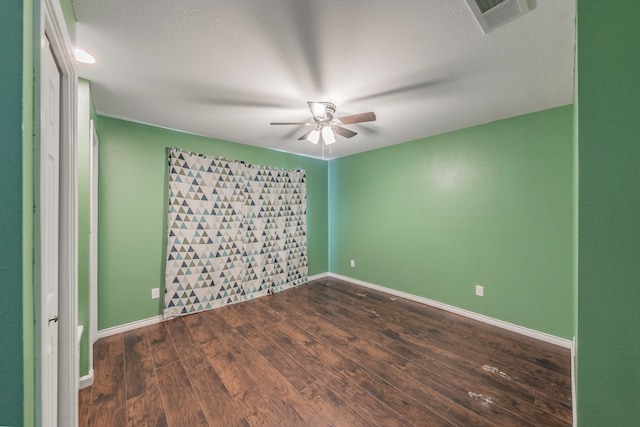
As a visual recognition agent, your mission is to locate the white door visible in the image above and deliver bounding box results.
[41,36,61,427]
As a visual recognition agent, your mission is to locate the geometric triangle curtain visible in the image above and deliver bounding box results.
[163,148,308,319]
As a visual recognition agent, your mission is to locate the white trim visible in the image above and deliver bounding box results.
[96,272,572,351]
[79,370,94,389]
[571,337,577,426]
[327,273,573,349]
[306,272,330,282]
[97,315,164,339]
[89,120,99,376]
[95,276,330,339]
[39,0,78,426]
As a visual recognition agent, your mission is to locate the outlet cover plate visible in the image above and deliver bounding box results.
[475,285,484,297]
[350,259,355,267]
[152,288,160,299]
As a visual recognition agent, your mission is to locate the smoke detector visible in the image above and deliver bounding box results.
[465,0,531,33]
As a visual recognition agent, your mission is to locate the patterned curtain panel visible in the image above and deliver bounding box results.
[164,148,307,318]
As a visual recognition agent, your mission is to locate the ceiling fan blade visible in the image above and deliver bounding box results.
[270,122,309,125]
[348,77,453,103]
[333,126,358,138]
[338,112,376,125]
[297,129,314,140]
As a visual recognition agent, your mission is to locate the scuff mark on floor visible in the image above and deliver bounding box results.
[356,293,367,297]
[482,364,513,381]
[468,391,496,407]
[389,297,397,301]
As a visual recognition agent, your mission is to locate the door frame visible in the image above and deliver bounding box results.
[89,119,99,378]
[38,0,77,425]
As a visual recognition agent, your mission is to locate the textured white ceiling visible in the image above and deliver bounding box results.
[73,0,575,159]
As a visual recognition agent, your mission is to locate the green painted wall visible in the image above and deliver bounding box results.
[1,0,26,424]
[58,0,76,42]
[22,0,35,424]
[77,79,92,377]
[577,0,640,424]
[330,105,575,339]
[96,117,329,329]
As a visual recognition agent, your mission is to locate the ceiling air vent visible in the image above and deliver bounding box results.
[465,0,531,33]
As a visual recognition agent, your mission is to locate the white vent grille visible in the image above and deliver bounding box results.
[465,0,531,33]
[475,0,508,14]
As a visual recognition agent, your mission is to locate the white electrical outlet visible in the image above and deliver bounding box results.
[151,288,160,299]
[350,259,355,267]
[475,285,484,297]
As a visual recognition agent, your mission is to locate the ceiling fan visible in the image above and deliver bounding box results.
[271,101,376,145]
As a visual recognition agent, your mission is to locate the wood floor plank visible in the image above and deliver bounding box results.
[85,278,572,426]
[127,384,169,427]
[123,329,157,399]
[156,362,208,427]
[322,371,415,427]
[243,308,334,380]
[201,340,291,427]
[211,301,255,328]
[221,328,335,426]
[269,293,495,426]
[277,283,570,426]
[189,366,249,427]
[87,355,126,426]
[164,317,207,374]
[93,333,124,362]
[78,386,92,427]
[144,322,180,368]
[88,394,127,427]
[306,281,573,405]
[181,311,219,344]
[141,384,170,427]
[300,284,553,425]
[321,280,572,382]
[90,354,125,403]
[126,392,148,427]
[234,321,317,392]
[298,376,381,427]
[357,373,454,427]
[244,300,417,427]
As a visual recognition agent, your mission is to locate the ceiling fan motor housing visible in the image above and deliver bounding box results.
[311,102,336,121]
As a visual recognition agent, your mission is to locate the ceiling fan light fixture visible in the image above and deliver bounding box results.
[310,102,327,119]
[322,126,336,145]
[307,129,320,144]
[272,101,375,148]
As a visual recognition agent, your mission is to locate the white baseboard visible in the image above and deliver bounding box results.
[97,315,163,339]
[96,271,570,348]
[327,273,573,349]
[307,272,330,282]
[79,370,94,389]
[571,337,577,426]
[94,276,329,340]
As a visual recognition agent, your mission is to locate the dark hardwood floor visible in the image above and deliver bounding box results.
[80,278,572,426]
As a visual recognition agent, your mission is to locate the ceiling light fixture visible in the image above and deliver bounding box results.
[322,126,336,145]
[310,102,327,119]
[75,48,96,64]
[272,101,376,149]
[307,129,320,144]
